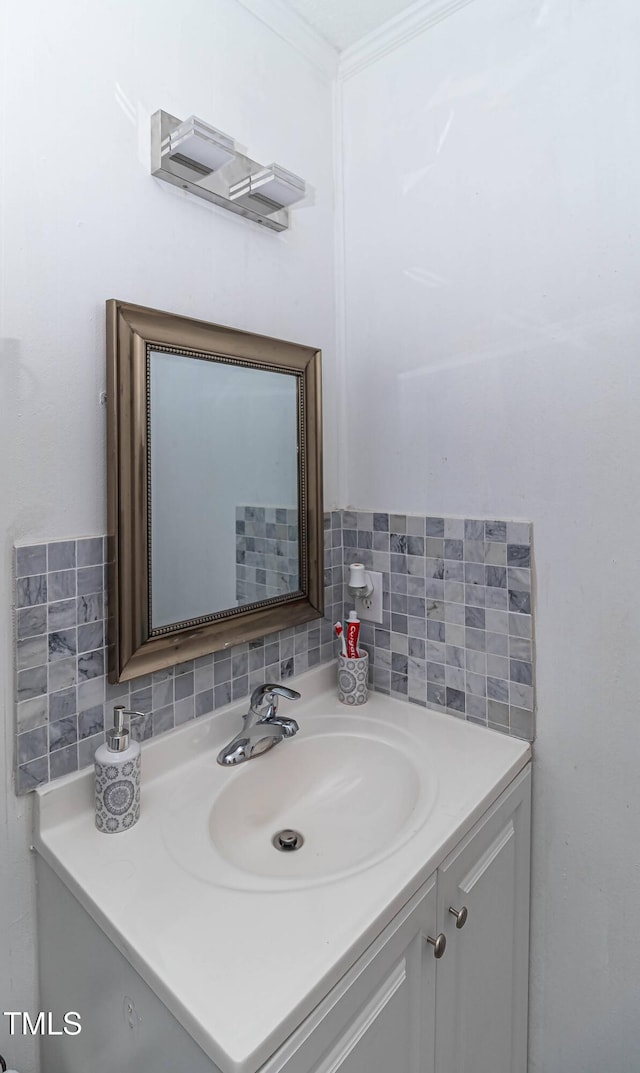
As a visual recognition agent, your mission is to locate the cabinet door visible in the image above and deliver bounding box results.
[435,768,531,1073]
[271,876,438,1073]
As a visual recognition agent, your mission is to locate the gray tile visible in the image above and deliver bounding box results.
[444,581,465,604]
[446,687,465,713]
[78,621,104,654]
[507,522,531,544]
[509,636,532,661]
[373,513,389,531]
[508,567,531,593]
[510,706,534,740]
[487,654,509,679]
[77,593,103,623]
[485,587,509,610]
[485,542,507,566]
[175,697,195,725]
[488,699,510,727]
[49,598,77,630]
[50,744,78,780]
[486,565,507,588]
[426,517,444,537]
[77,649,104,681]
[175,672,194,700]
[49,656,77,692]
[510,681,534,710]
[16,695,48,734]
[427,681,446,707]
[17,605,47,640]
[17,545,47,577]
[49,687,77,721]
[445,665,465,691]
[48,629,77,662]
[17,665,47,702]
[17,634,48,672]
[486,631,509,656]
[17,756,49,793]
[509,612,532,638]
[78,706,104,739]
[389,514,406,533]
[464,540,485,564]
[130,686,152,713]
[48,570,76,601]
[444,539,463,561]
[130,712,153,742]
[77,566,102,596]
[152,705,175,735]
[465,628,486,652]
[508,591,531,614]
[78,677,105,711]
[48,541,76,571]
[485,521,507,542]
[485,609,509,635]
[152,679,174,709]
[487,677,509,702]
[16,574,47,608]
[466,694,487,720]
[77,537,104,567]
[466,649,486,675]
[49,716,78,751]
[18,726,49,764]
[465,606,485,629]
[196,689,214,717]
[510,659,533,686]
[464,519,484,539]
[79,733,104,770]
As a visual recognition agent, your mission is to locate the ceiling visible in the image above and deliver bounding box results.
[279,0,418,51]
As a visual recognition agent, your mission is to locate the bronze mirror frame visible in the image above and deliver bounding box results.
[106,300,323,683]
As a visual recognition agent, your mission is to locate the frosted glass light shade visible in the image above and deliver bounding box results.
[161,116,235,172]
[229,164,306,208]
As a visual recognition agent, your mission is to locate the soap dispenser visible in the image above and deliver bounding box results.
[95,705,142,834]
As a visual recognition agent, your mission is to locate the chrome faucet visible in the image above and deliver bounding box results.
[217,683,301,766]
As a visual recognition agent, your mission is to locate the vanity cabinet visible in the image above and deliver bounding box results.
[263,765,531,1073]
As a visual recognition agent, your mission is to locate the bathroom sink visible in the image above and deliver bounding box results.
[161,713,436,890]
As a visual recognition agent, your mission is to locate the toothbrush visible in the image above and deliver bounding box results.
[334,621,347,657]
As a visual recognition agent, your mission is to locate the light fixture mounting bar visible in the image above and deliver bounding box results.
[150,111,305,233]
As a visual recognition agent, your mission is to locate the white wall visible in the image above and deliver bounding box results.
[0,1,337,1067]
[340,1,640,1069]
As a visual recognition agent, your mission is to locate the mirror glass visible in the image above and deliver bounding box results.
[149,351,299,629]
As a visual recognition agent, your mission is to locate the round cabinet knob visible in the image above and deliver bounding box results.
[448,905,468,929]
[427,932,447,959]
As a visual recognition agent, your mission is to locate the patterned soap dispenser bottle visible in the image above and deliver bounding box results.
[95,705,142,834]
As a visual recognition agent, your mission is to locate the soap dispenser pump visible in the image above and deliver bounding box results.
[95,705,143,834]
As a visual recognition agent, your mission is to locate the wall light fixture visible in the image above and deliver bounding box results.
[151,110,307,232]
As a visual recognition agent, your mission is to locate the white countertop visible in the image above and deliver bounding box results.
[35,663,530,1073]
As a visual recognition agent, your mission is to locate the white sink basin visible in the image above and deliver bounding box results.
[162,712,436,889]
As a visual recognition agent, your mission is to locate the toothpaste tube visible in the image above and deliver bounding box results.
[334,621,347,657]
[346,610,360,659]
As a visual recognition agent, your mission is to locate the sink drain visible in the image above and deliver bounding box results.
[272,828,304,852]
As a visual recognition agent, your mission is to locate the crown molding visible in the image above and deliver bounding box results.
[235,0,339,79]
[339,0,478,80]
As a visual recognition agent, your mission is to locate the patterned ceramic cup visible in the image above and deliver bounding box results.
[337,648,369,705]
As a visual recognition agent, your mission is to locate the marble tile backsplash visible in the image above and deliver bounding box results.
[13,513,342,794]
[235,505,300,604]
[13,510,533,793]
[341,512,534,741]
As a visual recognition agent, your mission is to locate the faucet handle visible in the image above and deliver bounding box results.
[250,683,300,709]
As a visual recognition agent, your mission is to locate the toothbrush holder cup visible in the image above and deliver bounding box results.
[337,648,369,705]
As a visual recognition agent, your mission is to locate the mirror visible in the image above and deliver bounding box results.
[106,300,323,682]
